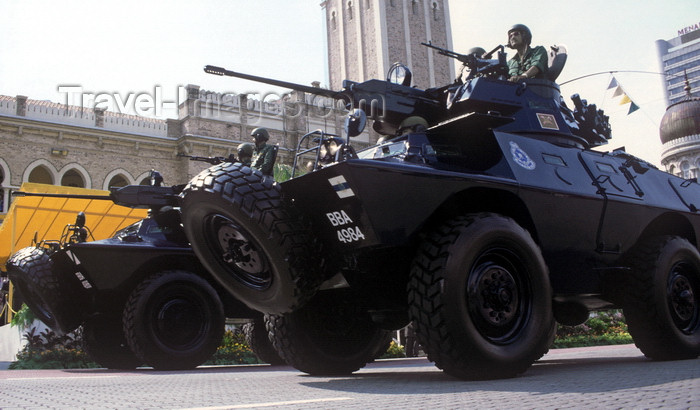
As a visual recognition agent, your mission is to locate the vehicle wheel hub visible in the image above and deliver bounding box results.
[669,272,696,324]
[156,298,204,349]
[476,266,518,326]
[204,214,271,290]
[217,224,263,273]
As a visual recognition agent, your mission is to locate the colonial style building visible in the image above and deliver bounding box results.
[0,87,354,220]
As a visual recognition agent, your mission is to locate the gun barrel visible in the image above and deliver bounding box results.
[12,191,111,200]
[204,65,340,99]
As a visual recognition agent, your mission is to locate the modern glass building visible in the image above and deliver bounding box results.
[656,24,700,106]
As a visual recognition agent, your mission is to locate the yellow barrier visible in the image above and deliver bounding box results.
[0,183,148,323]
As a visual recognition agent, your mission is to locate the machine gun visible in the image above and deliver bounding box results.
[177,153,237,165]
[422,42,510,80]
[204,64,443,136]
[12,171,182,210]
[205,45,612,149]
[421,41,478,65]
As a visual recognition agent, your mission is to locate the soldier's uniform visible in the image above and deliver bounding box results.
[251,128,276,176]
[253,144,276,176]
[507,45,548,79]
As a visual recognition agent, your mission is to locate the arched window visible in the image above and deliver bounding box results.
[60,169,85,188]
[412,0,419,14]
[104,169,135,190]
[432,2,439,20]
[668,164,676,176]
[107,174,129,188]
[347,1,353,20]
[134,171,153,186]
[28,166,54,185]
[331,11,337,30]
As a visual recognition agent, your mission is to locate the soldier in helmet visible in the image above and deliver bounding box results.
[506,24,548,82]
[237,142,255,167]
[455,46,487,83]
[251,127,276,176]
[397,116,429,135]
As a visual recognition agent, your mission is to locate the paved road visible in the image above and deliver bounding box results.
[1,344,698,409]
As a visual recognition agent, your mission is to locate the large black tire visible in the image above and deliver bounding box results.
[242,314,286,365]
[266,290,392,375]
[623,236,700,360]
[82,314,141,369]
[123,270,224,370]
[6,247,80,335]
[180,163,322,314]
[408,213,555,380]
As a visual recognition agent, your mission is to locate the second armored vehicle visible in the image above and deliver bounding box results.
[5,174,279,369]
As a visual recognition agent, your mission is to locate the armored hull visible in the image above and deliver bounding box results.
[183,53,700,378]
[6,207,260,370]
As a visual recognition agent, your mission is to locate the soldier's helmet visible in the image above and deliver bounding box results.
[467,47,486,58]
[251,127,270,142]
[508,24,532,45]
[398,116,429,135]
[237,142,255,158]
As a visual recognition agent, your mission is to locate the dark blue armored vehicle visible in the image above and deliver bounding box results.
[181,45,700,379]
[5,176,280,370]
[180,43,699,380]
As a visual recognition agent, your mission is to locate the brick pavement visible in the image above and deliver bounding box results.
[0,344,697,409]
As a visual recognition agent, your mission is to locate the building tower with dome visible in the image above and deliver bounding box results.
[660,78,700,179]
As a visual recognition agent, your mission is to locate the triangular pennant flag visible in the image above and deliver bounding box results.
[619,94,631,105]
[628,102,640,114]
[607,77,618,89]
[612,86,624,98]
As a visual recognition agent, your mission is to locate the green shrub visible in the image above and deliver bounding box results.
[10,346,97,369]
[379,340,406,359]
[203,329,261,365]
[10,304,35,329]
[274,163,295,183]
[553,310,632,348]
[9,327,98,369]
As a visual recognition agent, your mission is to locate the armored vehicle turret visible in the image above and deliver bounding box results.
[182,43,700,380]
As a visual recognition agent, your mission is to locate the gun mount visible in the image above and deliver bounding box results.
[177,152,238,166]
[12,172,182,210]
[204,42,610,148]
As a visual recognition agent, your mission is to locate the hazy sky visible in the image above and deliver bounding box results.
[1,1,698,166]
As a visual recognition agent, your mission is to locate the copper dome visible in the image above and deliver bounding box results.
[659,96,700,144]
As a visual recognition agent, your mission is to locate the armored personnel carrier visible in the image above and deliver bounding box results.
[180,42,700,379]
[5,173,278,369]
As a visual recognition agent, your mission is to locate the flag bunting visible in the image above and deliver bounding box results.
[607,75,639,115]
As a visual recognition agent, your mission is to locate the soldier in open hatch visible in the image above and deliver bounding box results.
[455,46,486,83]
[251,128,276,176]
[506,24,548,82]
